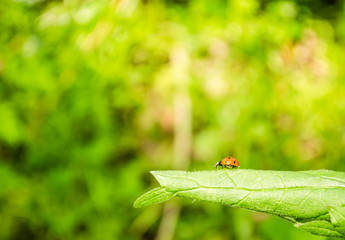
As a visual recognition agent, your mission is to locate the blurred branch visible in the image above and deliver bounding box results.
[155,47,192,240]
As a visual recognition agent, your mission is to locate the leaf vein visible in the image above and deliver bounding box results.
[225,172,238,187]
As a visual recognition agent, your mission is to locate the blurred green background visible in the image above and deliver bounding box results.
[1,0,345,239]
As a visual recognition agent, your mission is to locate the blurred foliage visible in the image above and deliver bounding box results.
[1,0,345,239]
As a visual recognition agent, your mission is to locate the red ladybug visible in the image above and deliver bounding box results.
[215,156,240,169]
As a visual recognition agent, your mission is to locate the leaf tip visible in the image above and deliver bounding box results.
[133,198,144,208]
[133,187,175,208]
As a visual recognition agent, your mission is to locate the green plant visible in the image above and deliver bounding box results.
[135,169,345,238]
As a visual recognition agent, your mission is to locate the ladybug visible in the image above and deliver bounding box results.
[215,156,240,169]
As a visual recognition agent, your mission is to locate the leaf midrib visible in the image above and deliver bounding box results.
[158,174,345,192]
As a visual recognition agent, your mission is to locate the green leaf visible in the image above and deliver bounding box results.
[134,169,345,238]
